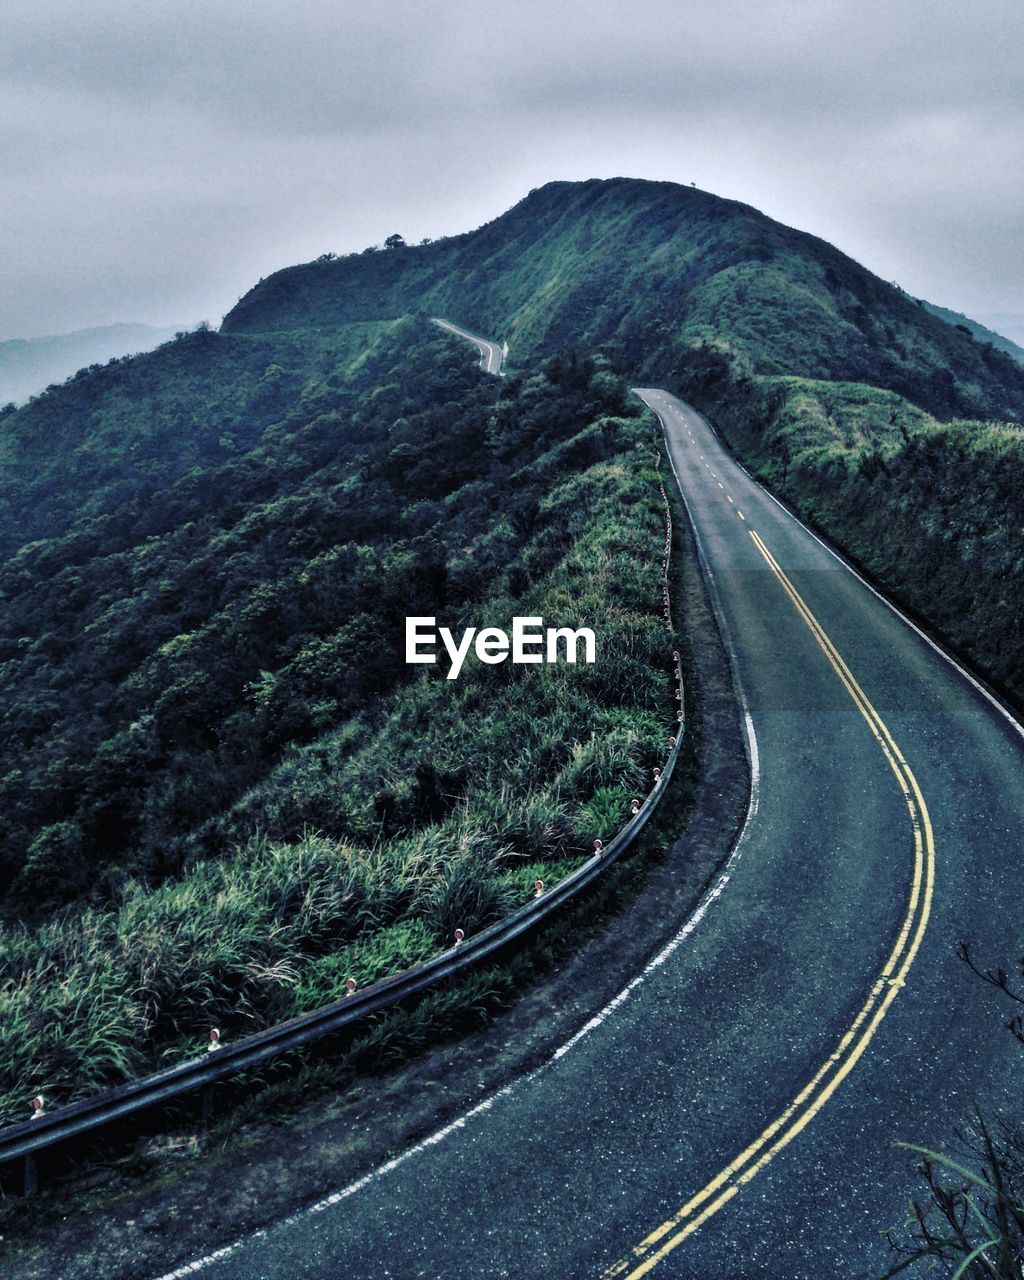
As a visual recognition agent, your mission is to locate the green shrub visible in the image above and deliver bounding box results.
[0,340,676,1127]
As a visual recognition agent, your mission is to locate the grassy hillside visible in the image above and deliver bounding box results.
[4,174,1024,1133]
[4,175,1024,923]
[223,178,1024,424]
[0,327,682,1123]
[920,300,1024,364]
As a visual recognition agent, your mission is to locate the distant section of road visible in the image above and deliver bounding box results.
[432,317,505,374]
[160,384,1024,1280]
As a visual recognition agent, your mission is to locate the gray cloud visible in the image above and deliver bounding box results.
[1,0,1020,338]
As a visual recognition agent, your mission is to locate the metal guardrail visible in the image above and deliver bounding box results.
[1,700,684,1186]
[0,374,684,1194]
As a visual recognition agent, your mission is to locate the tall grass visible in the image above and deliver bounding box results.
[694,368,1024,710]
[0,415,678,1128]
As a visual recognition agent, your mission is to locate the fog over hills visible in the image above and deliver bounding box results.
[976,314,1024,350]
[225,177,1024,424]
[0,322,183,407]
[920,303,1024,364]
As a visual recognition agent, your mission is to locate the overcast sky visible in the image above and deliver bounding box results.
[2,0,1021,339]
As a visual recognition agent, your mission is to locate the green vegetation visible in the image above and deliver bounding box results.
[0,319,400,555]
[213,176,1024,714]
[224,177,1024,426]
[675,365,1024,707]
[0,322,183,410]
[884,948,1024,1277]
[921,301,1024,366]
[883,1128,1024,1278]
[4,172,1024,1173]
[0,332,676,1126]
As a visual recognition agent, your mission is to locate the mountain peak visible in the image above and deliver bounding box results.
[222,177,1024,424]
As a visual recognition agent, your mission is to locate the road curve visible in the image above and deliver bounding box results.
[432,317,506,374]
[159,388,1024,1279]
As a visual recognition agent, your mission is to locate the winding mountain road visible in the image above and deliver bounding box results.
[432,317,506,374]
[160,339,1024,1278]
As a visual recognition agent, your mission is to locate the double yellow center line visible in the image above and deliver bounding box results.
[601,529,936,1279]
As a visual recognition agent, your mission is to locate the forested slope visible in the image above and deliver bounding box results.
[5,175,1024,1127]
[217,180,1024,715]
[0,320,679,1122]
[0,320,400,555]
[223,177,1024,424]
[6,174,1024,925]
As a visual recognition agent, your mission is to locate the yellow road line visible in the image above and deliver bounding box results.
[600,529,935,1280]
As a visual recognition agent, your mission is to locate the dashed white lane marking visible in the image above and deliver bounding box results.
[656,386,1024,743]
[154,722,762,1280]
[164,384,785,1280]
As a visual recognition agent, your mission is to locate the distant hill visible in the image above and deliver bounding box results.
[223,177,1024,424]
[975,313,1024,350]
[6,177,1024,562]
[919,301,1024,364]
[0,322,183,406]
[5,176,1024,1117]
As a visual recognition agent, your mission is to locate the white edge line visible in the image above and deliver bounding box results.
[431,317,503,377]
[665,391,1024,744]
[163,383,1021,1280]
[153,390,763,1280]
[155,730,760,1280]
[636,389,760,768]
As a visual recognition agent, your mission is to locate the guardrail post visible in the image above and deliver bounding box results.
[0,373,699,1182]
[202,1031,220,1124]
[21,1095,45,1195]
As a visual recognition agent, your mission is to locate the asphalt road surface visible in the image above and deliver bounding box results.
[160,382,1024,1279]
[431,317,505,374]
